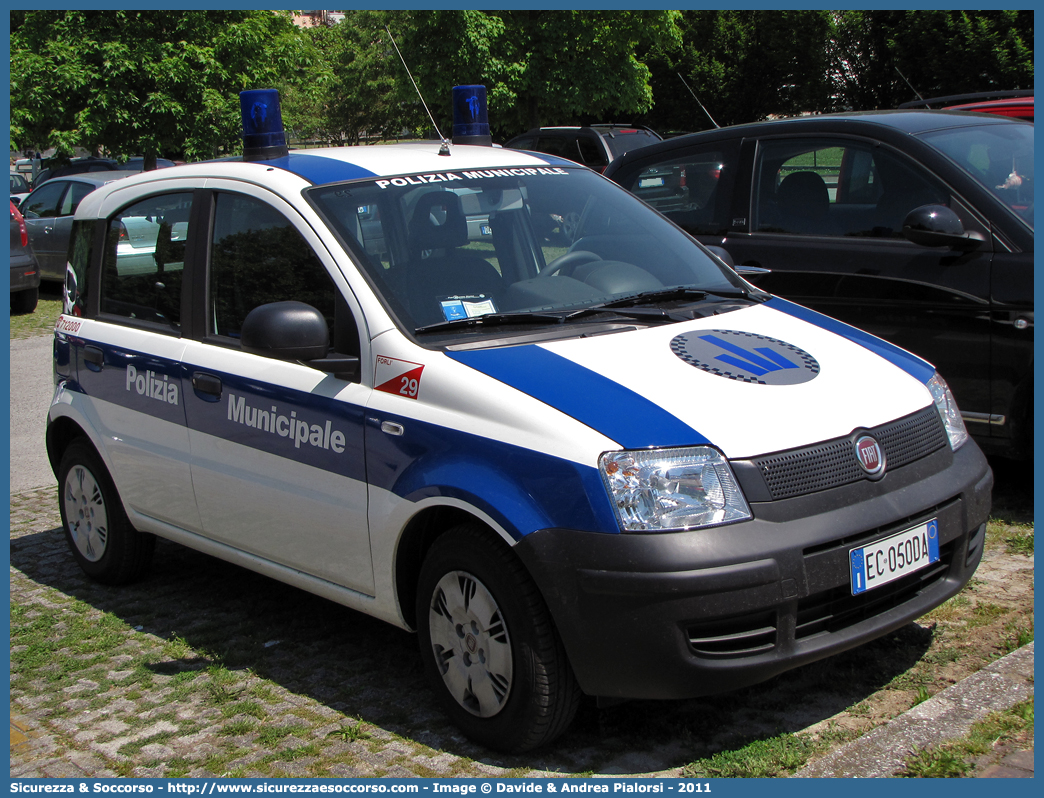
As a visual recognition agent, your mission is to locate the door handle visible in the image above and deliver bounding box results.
[83,345,103,370]
[191,371,222,399]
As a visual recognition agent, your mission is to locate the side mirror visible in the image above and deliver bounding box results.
[240,301,359,379]
[241,301,331,361]
[902,204,984,251]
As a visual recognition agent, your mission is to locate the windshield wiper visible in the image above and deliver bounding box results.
[575,286,710,312]
[415,310,569,334]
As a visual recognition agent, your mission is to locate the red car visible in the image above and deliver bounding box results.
[900,90,1033,122]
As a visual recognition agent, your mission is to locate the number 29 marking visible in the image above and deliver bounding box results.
[400,376,419,398]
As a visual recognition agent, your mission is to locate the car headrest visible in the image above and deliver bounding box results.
[409,191,468,252]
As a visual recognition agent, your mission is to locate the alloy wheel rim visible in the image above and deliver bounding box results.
[428,570,513,718]
[63,464,108,562]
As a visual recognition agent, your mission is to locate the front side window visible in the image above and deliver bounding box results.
[918,122,1033,230]
[21,181,66,219]
[100,192,192,329]
[207,193,360,366]
[309,166,746,338]
[754,139,950,238]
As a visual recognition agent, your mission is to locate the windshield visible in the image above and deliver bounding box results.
[308,166,747,337]
[918,122,1033,230]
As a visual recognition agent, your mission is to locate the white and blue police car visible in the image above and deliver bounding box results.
[47,88,992,752]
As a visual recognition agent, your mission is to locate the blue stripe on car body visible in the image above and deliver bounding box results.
[766,296,936,384]
[266,153,379,186]
[447,345,709,450]
[366,410,619,539]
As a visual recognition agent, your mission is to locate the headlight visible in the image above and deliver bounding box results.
[928,373,968,451]
[599,446,752,532]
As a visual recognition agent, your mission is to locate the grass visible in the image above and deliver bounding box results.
[329,718,372,743]
[1004,526,1034,556]
[10,286,62,338]
[899,699,1034,777]
[682,732,820,778]
[1001,620,1034,653]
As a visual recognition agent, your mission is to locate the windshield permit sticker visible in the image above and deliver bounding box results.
[375,167,568,190]
[440,295,496,322]
[671,329,820,385]
[375,355,425,400]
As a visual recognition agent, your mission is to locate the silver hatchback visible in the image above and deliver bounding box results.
[18,171,140,281]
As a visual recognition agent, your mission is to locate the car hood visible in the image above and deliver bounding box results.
[448,299,936,459]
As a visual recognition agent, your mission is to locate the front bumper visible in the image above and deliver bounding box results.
[515,441,992,700]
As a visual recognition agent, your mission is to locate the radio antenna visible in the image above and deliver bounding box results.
[385,25,450,155]
[678,73,720,129]
[895,67,927,107]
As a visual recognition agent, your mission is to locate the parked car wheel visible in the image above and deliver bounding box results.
[416,523,580,752]
[58,439,155,584]
[10,287,38,315]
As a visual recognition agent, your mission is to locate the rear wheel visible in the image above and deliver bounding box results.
[11,287,38,315]
[416,523,580,752]
[58,439,155,584]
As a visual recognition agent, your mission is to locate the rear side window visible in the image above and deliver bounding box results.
[576,137,608,169]
[65,219,94,317]
[60,182,94,216]
[100,192,192,330]
[620,144,736,237]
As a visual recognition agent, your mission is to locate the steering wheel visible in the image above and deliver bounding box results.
[538,250,601,278]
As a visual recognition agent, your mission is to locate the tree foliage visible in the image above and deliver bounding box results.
[9,10,1034,160]
[10,10,312,163]
[830,10,1034,111]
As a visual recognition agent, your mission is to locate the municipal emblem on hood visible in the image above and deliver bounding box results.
[670,329,820,385]
[855,435,886,477]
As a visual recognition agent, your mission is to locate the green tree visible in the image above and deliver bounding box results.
[387,10,681,139]
[652,10,835,132]
[830,10,1033,111]
[10,10,313,165]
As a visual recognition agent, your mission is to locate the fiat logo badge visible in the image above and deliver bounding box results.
[855,435,885,477]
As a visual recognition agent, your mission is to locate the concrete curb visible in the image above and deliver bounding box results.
[792,641,1034,778]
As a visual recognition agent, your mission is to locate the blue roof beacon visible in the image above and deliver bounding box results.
[239,88,289,160]
[452,84,493,146]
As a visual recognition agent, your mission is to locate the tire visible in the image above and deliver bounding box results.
[57,439,155,584]
[11,287,38,315]
[416,523,581,752]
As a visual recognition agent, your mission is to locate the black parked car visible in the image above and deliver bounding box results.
[605,111,1033,459]
[505,124,662,172]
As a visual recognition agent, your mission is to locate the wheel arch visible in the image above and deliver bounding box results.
[46,414,93,478]
[394,503,518,631]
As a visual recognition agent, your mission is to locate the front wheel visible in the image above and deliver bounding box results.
[58,439,155,584]
[416,523,581,752]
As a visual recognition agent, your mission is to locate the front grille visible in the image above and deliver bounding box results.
[795,540,955,640]
[752,406,947,500]
[687,611,777,657]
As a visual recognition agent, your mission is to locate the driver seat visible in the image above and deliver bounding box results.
[403,191,504,324]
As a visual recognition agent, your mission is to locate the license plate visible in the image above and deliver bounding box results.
[850,518,939,595]
[639,176,665,188]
